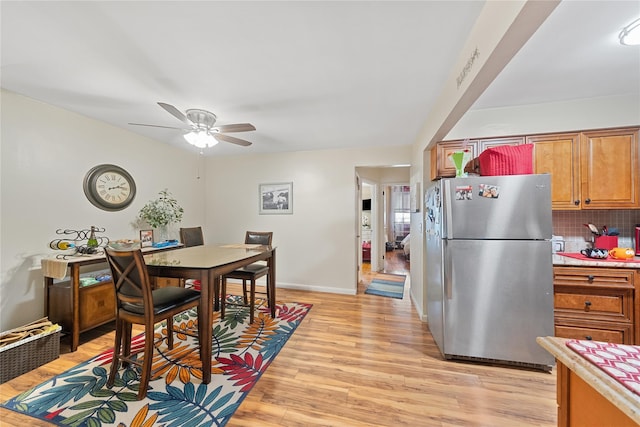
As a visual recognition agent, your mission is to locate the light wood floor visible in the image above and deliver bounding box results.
[0,275,557,427]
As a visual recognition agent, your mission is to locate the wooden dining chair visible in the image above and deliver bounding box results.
[104,247,203,400]
[179,227,205,290]
[221,231,273,323]
[179,226,204,247]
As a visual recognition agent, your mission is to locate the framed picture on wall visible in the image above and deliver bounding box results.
[259,182,293,214]
[140,229,154,247]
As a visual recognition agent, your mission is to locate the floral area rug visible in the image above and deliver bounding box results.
[1,297,312,427]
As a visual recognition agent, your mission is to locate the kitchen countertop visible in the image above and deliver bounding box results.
[553,253,640,269]
[537,336,640,424]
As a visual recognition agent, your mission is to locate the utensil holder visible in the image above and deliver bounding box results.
[594,235,618,250]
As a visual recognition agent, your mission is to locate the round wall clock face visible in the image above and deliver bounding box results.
[83,164,136,211]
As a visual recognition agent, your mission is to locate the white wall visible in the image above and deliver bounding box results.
[446,94,640,140]
[205,146,411,295]
[0,90,206,330]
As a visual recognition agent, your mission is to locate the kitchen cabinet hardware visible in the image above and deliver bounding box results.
[588,275,595,282]
[574,200,580,205]
[585,300,592,308]
[585,335,593,340]
[585,198,591,204]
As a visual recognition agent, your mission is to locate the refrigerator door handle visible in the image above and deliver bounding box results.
[443,179,453,239]
[443,242,452,300]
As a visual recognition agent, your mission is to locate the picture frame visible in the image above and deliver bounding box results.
[259,182,293,214]
[140,229,154,247]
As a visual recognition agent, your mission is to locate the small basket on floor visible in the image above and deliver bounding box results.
[0,324,61,384]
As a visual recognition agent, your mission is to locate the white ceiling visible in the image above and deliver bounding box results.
[2,1,639,156]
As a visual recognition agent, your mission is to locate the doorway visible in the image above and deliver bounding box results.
[355,166,411,292]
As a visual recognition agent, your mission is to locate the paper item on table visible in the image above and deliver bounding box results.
[221,244,263,249]
[41,258,69,280]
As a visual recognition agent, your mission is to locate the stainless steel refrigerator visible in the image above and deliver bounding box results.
[424,174,554,370]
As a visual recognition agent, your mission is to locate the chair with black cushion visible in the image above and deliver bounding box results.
[104,248,203,400]
[221,231,273,323]
[179,227,205,290]
[180,227,204,247]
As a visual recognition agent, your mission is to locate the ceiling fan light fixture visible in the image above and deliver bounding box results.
[184,130,218,148]
[619,17,640,45]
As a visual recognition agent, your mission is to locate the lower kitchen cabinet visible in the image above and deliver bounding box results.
[553,266,636,344]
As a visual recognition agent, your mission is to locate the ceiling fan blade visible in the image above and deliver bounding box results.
[214,133,252,147]
[128,122,187,130]
[158,102,192,125]
[212,123,256,133]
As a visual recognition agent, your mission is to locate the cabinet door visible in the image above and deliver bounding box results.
[478,136,524,151]
[529,133,581,210]
[580,128,639,209]
[436,140,478,178]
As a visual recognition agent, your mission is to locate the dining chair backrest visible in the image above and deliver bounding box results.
[104,248,153,314]
[180,227,204,247]
[245,231,272,246]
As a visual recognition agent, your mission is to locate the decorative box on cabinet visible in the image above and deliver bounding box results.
[553,266,635,344]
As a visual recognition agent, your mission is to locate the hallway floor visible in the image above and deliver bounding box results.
[359,249,409,293]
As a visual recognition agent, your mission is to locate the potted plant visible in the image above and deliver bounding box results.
[138,189,183,241]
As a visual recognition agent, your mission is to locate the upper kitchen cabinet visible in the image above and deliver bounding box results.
[431,137,524,179]
[432,140,478,179]
[580,128,639,209]
[530,127,639,210]
[529,133,581,210]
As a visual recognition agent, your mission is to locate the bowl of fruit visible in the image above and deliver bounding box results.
[107,239,141,251]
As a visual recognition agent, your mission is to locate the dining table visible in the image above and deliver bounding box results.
[144,243,276,384]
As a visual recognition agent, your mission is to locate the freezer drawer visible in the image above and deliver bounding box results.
[443,239,554,367]
[443,174,552,240]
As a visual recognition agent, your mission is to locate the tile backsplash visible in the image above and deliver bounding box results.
[552,209,640,252]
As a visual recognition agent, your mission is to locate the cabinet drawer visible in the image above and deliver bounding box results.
[554,321,632,344]
[554,288,632,322]
[49,281,116,332]
[153,277,183,289]
[79,282,116,331]
[553,267,634,289]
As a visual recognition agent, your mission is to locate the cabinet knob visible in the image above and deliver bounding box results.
[574,200,580,206]
[587,275,595,282]
[585,336,593,340]
[585,198,591,204]
[584,300,592,308]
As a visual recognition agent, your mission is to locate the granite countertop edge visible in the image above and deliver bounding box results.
[553,254,640,269]
[536,336,640,423]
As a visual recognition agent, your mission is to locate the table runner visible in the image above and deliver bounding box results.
[566,339,640,395]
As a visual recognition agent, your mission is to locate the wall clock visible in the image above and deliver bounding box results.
[83,164,136,211]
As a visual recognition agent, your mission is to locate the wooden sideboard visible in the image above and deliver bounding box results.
[44,244,183,352]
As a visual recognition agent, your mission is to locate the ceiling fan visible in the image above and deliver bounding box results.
[129,102,255,148]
